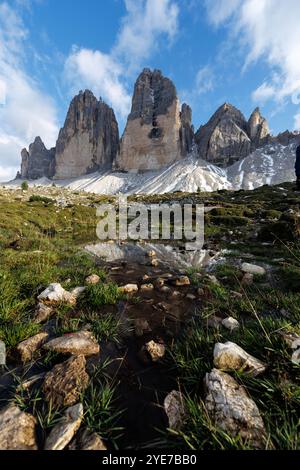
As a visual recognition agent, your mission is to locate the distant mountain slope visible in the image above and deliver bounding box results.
[5,139,299,194]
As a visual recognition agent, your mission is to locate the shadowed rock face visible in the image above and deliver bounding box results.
[116,68,194,172]
[21,137,55,180]
[54,90,119,179]
[195,104,272,167]
[195,103,251,167]
[248,107,270,150]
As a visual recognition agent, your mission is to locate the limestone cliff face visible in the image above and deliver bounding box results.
[248,107,270,149]
[195,104,251,167]
[195,104,271,167]
[116,69,194,172]
[20,137,55,180]
[54,90,119,179]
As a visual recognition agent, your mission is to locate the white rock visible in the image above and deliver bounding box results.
[71,286,87,298]
[222,317,240,332]
[119,283,139,294]
[164,391,186,431]
[43,331,100,356]
[291,349,300,365]
[38,283,76,305]
[44,403,83,450]
[241,263,266,276]
[214,341,266,376]
[0,404,37,450]
[145,340,165,362]
[205,369,267,449]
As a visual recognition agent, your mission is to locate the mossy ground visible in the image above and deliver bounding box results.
[0,182,299,449]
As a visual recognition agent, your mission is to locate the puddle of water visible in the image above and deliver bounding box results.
[85,241,224,270]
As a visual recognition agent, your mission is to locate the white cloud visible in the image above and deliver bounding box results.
[205,0,300,125]
[65,48,131,120]
[0,1,59,181]
[64,0,179,125]
[114,0,179,70]
[195,66,215,94]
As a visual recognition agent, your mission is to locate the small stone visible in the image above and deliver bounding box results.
[0,340,6,365]
[145,340,165,362]
[33,303,53,323]
[140,283,154,292]
[71,286,86,299]
[38,283,76,305]
[0,404,37,450]
[17,332,49,363]
[160,286,172,294]
[214,341,266,376]
[280,331,300,350]
[150,258,159,267]
[134,318,151,337]
[171,290,182,298]
[241,263,266,276]
[241,273,254,286]
[222,317,240,332]
[43,355,89,408]
[44,403,83,450]
[43,331,100,356]
[147,250,156,258]
[85,274,100,285]
[164,391,186,431]
[207,315,223,328]
[78,430,107,451]
[291,349,300,365]
[119,283,139,294]
[186,293,196,300]
[204,369,267,449]
[154,278,165,288]
[175,276,190,286]
[142,274,150,280]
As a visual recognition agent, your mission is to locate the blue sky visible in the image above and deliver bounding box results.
[0,0,300,180]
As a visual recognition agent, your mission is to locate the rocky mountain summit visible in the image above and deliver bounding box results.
[20,137,55,180]
[116,68,194,171]
[195,104,270,167]
[16,68,300,190]
[55,90,119,178]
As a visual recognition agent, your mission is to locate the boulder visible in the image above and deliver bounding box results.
[38,283,76,305]
[222,317,240,332]
[213,341,266,376]
[241,263,266,276]
[44,403,84,450]
[33,302,53,323]
[85,274,100,285]
[43,355,89,407]
[0,404,37,450]
[17,332,49,363]
[43,331,100,356]
[119,283,139,294]
[164,390,186,431]
[204,369,267,449]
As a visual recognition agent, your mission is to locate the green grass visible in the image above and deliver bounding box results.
[80,282,122,309]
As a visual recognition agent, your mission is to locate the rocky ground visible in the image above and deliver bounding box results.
[0,182,299,450]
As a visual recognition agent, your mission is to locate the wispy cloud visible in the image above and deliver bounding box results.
[196,66,215,94]
[0,1,59,181]
[205,0,300,130]
[64,0,179,125]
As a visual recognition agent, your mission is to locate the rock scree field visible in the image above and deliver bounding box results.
[0,182,299,450]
